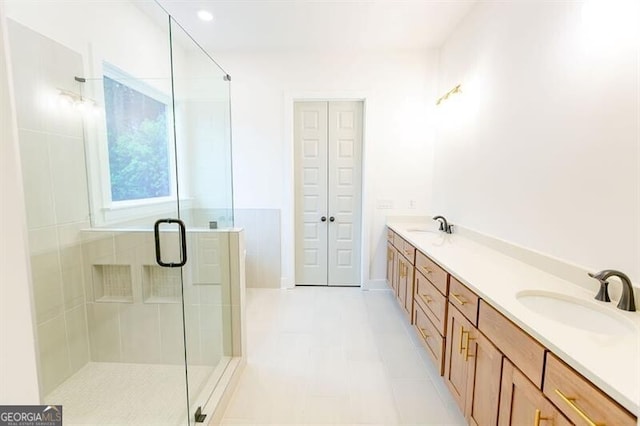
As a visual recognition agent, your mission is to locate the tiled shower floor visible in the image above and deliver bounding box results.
[45,362,215,425]
[221,287,466,425]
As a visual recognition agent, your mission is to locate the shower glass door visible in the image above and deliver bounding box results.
[5,0,233,424]
[168,18,234,422]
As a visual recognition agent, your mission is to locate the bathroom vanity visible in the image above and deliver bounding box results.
[386,221,639,426]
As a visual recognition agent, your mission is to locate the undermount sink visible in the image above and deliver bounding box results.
[406,228,436,233]
[516,290,636,336]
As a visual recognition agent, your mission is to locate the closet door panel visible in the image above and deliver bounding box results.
[327,101,362,286]
[294,102,329,285]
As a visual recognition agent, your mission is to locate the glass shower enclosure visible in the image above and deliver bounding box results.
[5,0,236,424]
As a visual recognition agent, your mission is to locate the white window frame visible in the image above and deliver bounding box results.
[92,62,178,224]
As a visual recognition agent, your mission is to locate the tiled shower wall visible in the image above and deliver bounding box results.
[191,208,281,289]
[8,20,91,395]
[81,230,230,367]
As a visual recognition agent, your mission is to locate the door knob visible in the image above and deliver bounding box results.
[321,216,327,222]
[329,216,335,222]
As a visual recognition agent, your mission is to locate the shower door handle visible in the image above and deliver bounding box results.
[154,218,188,268]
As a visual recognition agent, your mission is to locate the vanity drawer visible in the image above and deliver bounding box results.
[414,271,447,335]
[543,353,636,426]
[393,232,404,250]
[449,276,479,325]
[414,304,444,375]
[478,300,545,388]
[415,251,448,296]
[402,240,416,264]
[387,228,395,242]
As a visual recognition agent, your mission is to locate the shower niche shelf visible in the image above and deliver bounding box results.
[143,265,181,304]
[93,264,133,303]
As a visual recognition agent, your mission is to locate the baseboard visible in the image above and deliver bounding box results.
[281,276,294,289]
[363,279,389,290]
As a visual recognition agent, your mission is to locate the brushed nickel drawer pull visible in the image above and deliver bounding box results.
[554,389,603,426]
[421,266,432,274]
[451,293,467,305]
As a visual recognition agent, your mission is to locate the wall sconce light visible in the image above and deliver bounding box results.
[436,84,462,105]
[57,88,98,112]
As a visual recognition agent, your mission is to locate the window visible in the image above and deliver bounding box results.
[103,73,171,203]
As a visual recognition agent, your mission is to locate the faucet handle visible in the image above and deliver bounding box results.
[588,272,611,302]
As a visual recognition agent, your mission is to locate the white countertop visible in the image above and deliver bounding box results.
[387,221,640,416]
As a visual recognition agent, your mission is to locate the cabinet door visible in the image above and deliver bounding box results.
[396,255,412,321]
[444,303,475,412]
[466,331,503,426]
[391,247,400,296]
[386,242,395,289]
[499,360,571,426]
[403,262,414,322]
[396,255,406,303]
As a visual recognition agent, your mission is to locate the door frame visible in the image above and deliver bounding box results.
[284,92,370,289]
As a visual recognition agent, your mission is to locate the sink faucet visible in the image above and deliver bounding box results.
[588,270,636,312]
[432,215,453,234]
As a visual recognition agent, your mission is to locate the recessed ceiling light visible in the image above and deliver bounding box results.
[197,10,213,22]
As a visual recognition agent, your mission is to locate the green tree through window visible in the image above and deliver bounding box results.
[103,76,170,202]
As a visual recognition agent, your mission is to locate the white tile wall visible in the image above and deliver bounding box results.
[233,209,281,289]
[158,304,185,365]
[31,252,64,324]
[86,302,121,362]
[49,133,89,224]
[65,305,90,372]
[36,315,71,394]
[9,19,91,395]
[81,231,231,369]
[60,246,85,309]
[119,304,162,364]
[19,129,56,228]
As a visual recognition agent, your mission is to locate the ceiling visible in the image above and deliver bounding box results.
[153,0,477,52]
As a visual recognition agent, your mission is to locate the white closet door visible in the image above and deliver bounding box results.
[294,100,363,287]
[294,102,328,285]
[327,101,362,286]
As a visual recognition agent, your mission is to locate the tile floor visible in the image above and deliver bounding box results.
[45,362,216,425]
[221,287,466,425]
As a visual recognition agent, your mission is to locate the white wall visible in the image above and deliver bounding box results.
[218,50,439,287]
[435,1,640,284]
[0,4,40,403]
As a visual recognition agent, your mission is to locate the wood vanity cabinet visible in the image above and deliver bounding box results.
[543,353,636,426]
[386,242,396,293]
[413,253,449,374]
[499,360,571,426]
[465,331,503,426]
[384,226,638,426]
[414,302,445,373]
[444,301,477,412]
[389,232,415,322]
[445,281,503,425]
[414,270,447,335]
[478,301,545,388]
[396,252,414,321]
